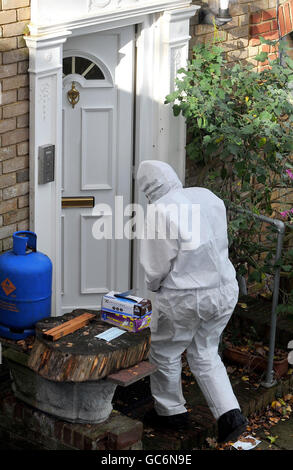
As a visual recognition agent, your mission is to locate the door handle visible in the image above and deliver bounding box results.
[62,197,95,208]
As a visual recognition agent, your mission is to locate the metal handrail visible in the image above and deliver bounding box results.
[228,206,286,388]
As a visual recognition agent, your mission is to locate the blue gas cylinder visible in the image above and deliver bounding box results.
[0,231,52,340]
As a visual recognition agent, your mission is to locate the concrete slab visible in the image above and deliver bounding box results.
[258,416,293,450]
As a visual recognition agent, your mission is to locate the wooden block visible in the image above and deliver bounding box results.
[43,313,95,335]
[108,361,157,387]
[43,313,95,341]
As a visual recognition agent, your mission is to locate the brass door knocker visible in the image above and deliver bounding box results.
[67,82,80,108]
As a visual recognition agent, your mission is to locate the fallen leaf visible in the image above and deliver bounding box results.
[206,437,217,448]
[284,394,293,402]
[269,417,280,424]
[267,435,278,444]
[271,401,282,410]
[241,376,250,382]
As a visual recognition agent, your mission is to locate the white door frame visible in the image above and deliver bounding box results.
[25,2,200,316]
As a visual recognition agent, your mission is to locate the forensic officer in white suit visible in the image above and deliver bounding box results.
[137,160,247,443]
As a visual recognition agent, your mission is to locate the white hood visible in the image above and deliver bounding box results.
[137,160,183,203]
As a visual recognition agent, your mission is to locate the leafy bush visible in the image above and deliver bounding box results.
[165,38,293,308]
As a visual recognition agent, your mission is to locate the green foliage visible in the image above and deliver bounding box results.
[166,38,293,312]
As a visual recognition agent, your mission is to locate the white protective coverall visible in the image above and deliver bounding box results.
[137,160,240,420]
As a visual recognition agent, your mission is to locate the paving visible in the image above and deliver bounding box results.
[112,358,293,450]
[255,413,293,450]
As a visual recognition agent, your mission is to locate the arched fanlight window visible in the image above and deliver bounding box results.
[63,56,105,80]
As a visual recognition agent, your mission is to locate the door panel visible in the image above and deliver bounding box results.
[81,107,113,190]
[61,27,134,313]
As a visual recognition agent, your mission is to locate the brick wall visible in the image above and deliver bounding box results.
[0,0,30,254]
[0,386,143,450]
[190,0,293,71]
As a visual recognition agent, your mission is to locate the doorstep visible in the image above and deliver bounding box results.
[144,376,293,449]
[112,372,293,450]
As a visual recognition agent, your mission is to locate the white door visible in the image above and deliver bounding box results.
[61,27,135,313]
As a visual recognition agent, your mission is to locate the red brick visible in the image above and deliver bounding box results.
[262,31,279,40]
[73,431,84,450]
[54,421,64,440]
[250,12,262,24]
[249,38,261,47]
[250,22,271,37]
[63,426,72,446]
[271,44,279,53]
[262,44,270,53]
[263,8,276,21]
[260,65,271,71]
[279,6,286,36]
[271,20,278,31]
[108,421,143,450]
[269,53,278,61]
[83,436,93,450]
[284,3,293,34]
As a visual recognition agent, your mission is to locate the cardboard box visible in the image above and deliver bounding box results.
[101,291,152,317]
[101,310,151,332]
[101,291,152,332]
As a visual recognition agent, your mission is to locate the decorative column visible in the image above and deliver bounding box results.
[25,32,71,316]
[156,5,200,181]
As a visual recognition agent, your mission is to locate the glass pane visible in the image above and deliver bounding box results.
[85,64,104,80]
[63,57,72,76]
[75,57,91,76]
[63,56,105,80]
